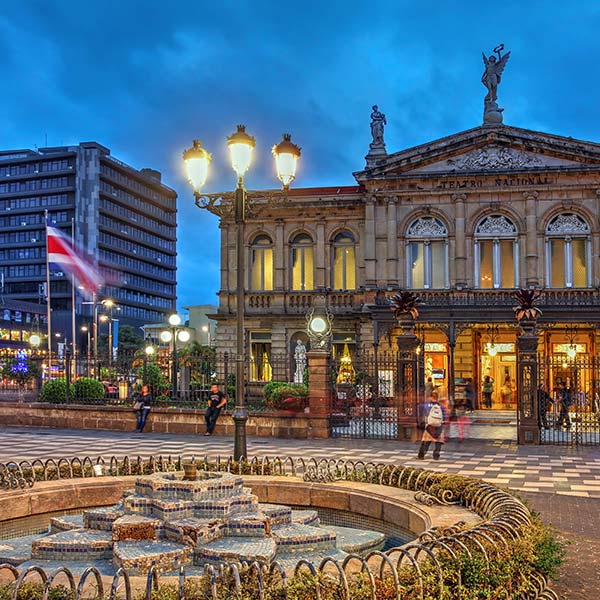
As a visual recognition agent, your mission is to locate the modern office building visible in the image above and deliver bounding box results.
[0,142,177,345]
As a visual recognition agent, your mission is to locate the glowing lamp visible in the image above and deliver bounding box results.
[145,345,155,356]
[567,345,577,359]
[273,133,301,189]
[168,314,182,327]
[102,299,114,308]
[183,140,211,191]
[227,125,255,178]
[160,331,173,343]
[309,316,327,334]
[177,330,191,343]
[488,344,498,357]
[29,334,41,347]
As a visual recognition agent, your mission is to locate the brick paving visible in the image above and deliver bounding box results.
[2,425,600,594]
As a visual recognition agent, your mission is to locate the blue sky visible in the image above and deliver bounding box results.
[2,1,600,311]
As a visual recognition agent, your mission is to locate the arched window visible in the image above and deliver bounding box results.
[474,215,518,289]
[332,232,356,290]
[250,235,273,291]
[406,217,448,289]
[291,233,314,291]
[545,213,591,288]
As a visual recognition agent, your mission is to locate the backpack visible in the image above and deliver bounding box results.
[427,403,444,426]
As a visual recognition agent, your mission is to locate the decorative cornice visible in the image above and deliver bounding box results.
[447,146,544,171]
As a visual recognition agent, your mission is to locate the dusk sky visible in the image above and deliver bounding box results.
[2,1,600,313]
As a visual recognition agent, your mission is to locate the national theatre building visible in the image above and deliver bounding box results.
[211,48,600,444]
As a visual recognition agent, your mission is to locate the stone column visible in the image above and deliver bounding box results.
[516,320,540,444]
[396,322,419,441]
[306,350,332,439]
[453,193,467,288]
[386,196,398,287]
[364,196,377,287]
[524,191,539,288]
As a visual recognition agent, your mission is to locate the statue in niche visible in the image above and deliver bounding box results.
[370,105,387,145]
[294,339,307,384]
[481,44,511,103]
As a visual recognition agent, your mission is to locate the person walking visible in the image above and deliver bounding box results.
[482,375,494,409]
[537,383,552,430]
[453,391,471,442]
[205,383,227,436]
[135,385,153,433]
[556,380,572,430]
[417,394,447,460]
[464,378,475,411]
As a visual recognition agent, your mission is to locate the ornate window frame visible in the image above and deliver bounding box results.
[249,234,273,291]
[544,213,591,288]
[405,217,449,289]
[331,231,356,291]
[474,214,519,289]
[290,232,314,291]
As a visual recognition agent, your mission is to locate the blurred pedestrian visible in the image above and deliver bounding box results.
[482,375,494,409]
[417,395,447,460]
[556,381,572,430]
[537,383,552,429]
[453,391,471,442]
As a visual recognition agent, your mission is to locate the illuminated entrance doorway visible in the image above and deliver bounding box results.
[481,341,516,409]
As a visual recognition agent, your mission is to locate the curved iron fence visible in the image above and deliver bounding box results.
[0,454,560,599]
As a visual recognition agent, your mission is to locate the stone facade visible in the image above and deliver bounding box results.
[212,124,600,410]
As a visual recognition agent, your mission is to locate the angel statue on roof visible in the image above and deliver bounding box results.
[481,44,511,103]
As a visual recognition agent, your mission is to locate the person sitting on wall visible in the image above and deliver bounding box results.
[135,385,153,433]
[205,383,228,436]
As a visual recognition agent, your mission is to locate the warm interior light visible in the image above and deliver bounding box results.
[567,345,577,359]
[183,140,211,191]
[29,334,41,347]
[488,344,498,356]
[160,331,173,343]
[227,125,255,178]
[80,326,88,332]
[177,330,191,343]
[102,299,114,308]
[273,133,301,188]
[168,314,182,327]
[99,315,108,322]
[145,345,155,356]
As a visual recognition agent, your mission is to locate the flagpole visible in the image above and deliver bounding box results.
[71,218,77,377]
[44,210,52,374]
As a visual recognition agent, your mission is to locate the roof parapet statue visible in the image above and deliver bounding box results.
[365,104,388,168]
[481,44,511,125]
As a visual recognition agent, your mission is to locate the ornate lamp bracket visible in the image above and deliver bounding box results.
[194,192,235,218]
[306,306,333,351]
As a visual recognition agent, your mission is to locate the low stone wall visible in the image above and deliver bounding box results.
[0,475,479,539]
[0,402,330,439]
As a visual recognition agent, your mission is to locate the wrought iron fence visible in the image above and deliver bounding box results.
[0,349,296,410]
[0,454,558,599]
[331,350,415,440]
[539,354,600,446]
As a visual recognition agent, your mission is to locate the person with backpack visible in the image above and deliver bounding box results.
[417,393,447,460]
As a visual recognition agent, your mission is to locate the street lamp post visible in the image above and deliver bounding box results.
[81,325,91,376]
[143,345,155,386]
[160,314,190,400]
[183,127,301,460]
[202,325,211,347]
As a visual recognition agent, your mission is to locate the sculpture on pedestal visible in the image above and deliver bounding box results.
[293,339,307,384]
[365,105,388,167]
[481,44,511,125]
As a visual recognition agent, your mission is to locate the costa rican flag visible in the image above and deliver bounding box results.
[46,224,104,295]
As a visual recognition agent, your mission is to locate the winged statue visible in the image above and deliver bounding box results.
[481,44,511,103]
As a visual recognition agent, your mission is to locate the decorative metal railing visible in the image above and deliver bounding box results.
[0,454,560,599]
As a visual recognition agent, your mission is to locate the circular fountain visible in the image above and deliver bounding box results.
[0,470,385,575]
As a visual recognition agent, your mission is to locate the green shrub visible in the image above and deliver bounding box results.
[39,379,68,404]
[71,377,105,401]
[1,356,39,385]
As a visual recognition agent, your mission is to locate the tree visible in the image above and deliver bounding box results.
[118,325,144,352]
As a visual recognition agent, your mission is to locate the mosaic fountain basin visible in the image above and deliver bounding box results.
[0,471,386,575]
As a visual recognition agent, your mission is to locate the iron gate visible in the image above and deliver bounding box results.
[331,351,416,440]
[538,354,600,445]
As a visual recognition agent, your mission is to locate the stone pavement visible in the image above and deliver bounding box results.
[2,425,600,498]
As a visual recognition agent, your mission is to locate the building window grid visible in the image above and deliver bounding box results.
[405,217,449,289]
[0,176,71,195]
[98,232,175,266]
[332,232,356,291]
[290,234,314,291]
[250,235,274,291]
[99,197,175,239]
[100,249,175,281]
[0,194,72,211]
[98,215,175,253]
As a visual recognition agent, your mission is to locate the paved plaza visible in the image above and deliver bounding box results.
[1,424,600,498]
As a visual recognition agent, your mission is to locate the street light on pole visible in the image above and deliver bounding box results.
[143,345,155,386]
[80,325,91,376]
[101,299,115,367]
[160,314,190,400]
[201,325,211,347]
[183,127,301,460]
